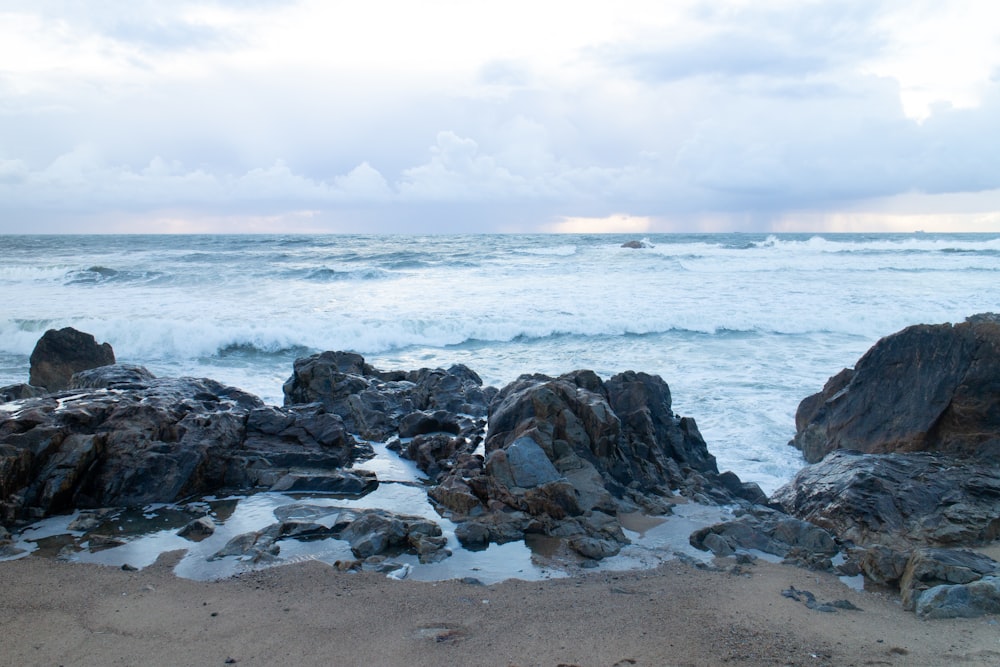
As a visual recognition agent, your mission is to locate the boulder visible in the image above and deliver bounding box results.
[771,450,1000,550]
[898,547,1000,611]
[789,316,1000,463]
[915,576,1000,619]
[28,328,116,391]
[0,365,371,526]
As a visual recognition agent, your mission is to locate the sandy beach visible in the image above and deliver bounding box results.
[3,552,999,667]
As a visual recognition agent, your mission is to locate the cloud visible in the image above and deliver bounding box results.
[1,1,999,233]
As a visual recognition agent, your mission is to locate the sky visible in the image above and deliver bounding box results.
[1,0,999,234]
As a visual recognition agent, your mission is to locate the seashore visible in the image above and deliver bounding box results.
[4,549,1000,667]
[4,316,1000,666]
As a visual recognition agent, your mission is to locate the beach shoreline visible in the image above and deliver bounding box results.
[3,551,999,666]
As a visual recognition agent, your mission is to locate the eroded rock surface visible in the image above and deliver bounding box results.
[790,316,1000,463]
[0,365,369,525]
[430,370,764,560]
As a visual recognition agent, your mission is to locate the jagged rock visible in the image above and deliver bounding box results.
[433,369,761,560]
[790,317,1000,463]
[771,450,1000,550]
[28,328,116,391]
[282,351,495,441]
[0,365,370,526]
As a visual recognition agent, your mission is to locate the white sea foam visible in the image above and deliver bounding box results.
[2,232,999,493]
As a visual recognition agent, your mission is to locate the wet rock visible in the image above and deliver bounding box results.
[0,384,47,403]
[0,366,370,526]
[433,369,761,560]
[268,470,378,495]
[400,433,463,478]
[771,450,1000,550]
[790,316,1000,463]
[210,525,282,562]
[337,509,445,560]
[178,516,216,541]
[282,351,494,441]
[29,327,116,392]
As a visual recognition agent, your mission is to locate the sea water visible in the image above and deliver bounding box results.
[3,232,999,496]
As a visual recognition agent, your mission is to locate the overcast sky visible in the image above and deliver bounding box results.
[2,0,999,234]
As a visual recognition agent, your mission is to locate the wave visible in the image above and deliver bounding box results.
[281,266,390,282]
[64,266,165,286]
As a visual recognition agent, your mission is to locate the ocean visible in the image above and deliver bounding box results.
[2,232,999,498]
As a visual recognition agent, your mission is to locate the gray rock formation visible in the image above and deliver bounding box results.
[28,327,116,391]
[430,370,764,560]
[790,316,1000,463]
[0,365,370,526]
[282,351,495,442]
[771,450,1000,550]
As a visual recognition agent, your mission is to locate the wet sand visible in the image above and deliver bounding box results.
[3,552,1000,666]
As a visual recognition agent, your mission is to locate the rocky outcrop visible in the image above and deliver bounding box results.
[0,365,370,526]
[28,327,116,392]
[771,450,1000,551]
[429,370,764,560]
[282,351,495,442]
[790,316,1000,463]
[777,315,1000,617]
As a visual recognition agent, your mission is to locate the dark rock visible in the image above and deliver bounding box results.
[771,450,1000,550]
[268,470,378,495]
[282,352,493,441]
[29,328,116,391]
[0,384,47,403]
[432,369,755,560]
[790,317,1000,463]
[0,365,369,526]
[621,240,649,249]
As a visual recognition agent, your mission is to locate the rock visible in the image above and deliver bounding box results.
[0,365,369,526]
[789,317,1000,463]
[898,547,1000,611]
[282,351,494,441]
[0,384,47,403]
[689,507,838,563]
[432,369,758,560]
[268,470,378,495]
[621,240,651,249]
[771,450,1000,550]
[177,516,216,541]
[485,437,562,489]
[857,545,911,586]
[28,328,116,391]
[915,576,1000,619]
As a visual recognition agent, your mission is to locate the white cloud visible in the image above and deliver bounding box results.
[1,1,999,232]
